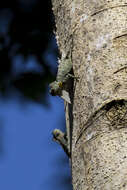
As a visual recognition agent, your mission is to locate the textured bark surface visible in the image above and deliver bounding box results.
[52,0,127,189]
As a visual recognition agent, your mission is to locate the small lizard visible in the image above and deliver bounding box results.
[49,56,73,103]
[50,49,75,157]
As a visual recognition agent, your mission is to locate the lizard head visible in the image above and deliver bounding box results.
[49,81,63,96]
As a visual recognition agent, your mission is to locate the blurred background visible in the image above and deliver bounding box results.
[0,0,72,189]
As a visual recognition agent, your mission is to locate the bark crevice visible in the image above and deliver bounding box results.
[76,99,127,144]
[91,4,127,16]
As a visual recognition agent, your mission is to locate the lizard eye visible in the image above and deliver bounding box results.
[58,82,63,88]
[50,89,56,96]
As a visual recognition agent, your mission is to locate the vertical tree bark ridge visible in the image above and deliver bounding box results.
[52,0,127,189]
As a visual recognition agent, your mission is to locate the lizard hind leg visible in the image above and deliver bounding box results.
[52,129,70,157]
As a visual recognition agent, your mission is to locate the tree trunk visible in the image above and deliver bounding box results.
[52,0,127,189]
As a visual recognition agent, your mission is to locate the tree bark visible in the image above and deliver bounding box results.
[52,0,127,189]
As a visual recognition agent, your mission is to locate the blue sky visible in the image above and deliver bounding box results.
[0,94,72,190]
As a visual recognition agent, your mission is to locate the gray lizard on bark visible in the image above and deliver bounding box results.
[49,52,74,157]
